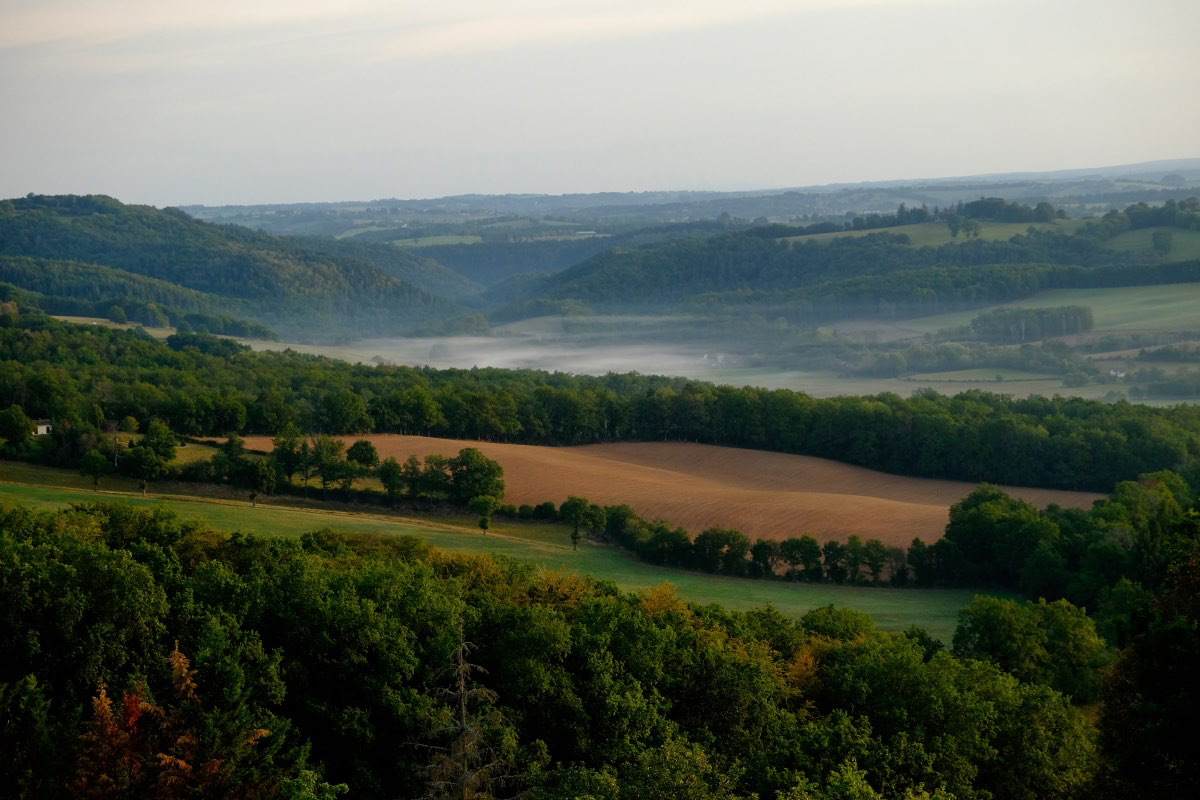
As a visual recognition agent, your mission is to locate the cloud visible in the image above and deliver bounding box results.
[1,0,945,56]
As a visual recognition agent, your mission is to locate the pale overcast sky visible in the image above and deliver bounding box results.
[1,0,1196,206]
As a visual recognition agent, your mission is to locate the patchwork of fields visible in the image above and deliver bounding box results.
[240,435,1103,547]
[0,465,982,640]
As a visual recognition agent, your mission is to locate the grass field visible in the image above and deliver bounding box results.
[1104,227,1200,261]
[238,435,1101,549]
[51,315,174,339]
[391,235,483,247]
[782,220,1086,248]
[894,282,1200,337]
[0,463,983,641]
[905,368,1061,383]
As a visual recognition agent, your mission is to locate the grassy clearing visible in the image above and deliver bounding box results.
[905,368,1060,383]
[1104,227,1200,261]
[897,282,1200,336]
[481,219,576,230]
[175,440,220,464]
[391,235,482,247]
[51,315,174,340]
[782,220,1084,248]
[0,463,979,640]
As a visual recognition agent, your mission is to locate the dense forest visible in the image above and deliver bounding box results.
[3,499,1196,799]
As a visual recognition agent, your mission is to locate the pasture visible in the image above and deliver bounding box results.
[239,435,1102,548]
[1104,227,1200,261]
[0,464,982,641]
[782,220,1085,248]
[895,282,1200,337]
[391,234,483,247]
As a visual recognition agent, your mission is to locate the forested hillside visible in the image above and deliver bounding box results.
[519,199,1200,319]
[0,195,459,339]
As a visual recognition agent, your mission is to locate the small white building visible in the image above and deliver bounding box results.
[34,419,52,436]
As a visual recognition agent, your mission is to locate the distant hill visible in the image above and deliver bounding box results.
[503,199,1200,321]
[0,194,461,339]
[183,158,1200,230]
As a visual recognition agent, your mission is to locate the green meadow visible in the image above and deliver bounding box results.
[1104,227,1200,260]
[784,219,1086,247]
[391,234,483,247]
[0,462,978,641]
[895,282,1200,336]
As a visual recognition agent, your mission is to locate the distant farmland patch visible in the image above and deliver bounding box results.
[782,219,1085,248]
[391,235,482,247]
[1104,227,1200,261]
[239,436,1102,547]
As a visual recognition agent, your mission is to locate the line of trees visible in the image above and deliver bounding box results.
[555,469,1195,654]
[967,305,1094,344]
[6,316,1200,494]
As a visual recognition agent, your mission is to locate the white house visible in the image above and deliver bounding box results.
[34,419,52,436]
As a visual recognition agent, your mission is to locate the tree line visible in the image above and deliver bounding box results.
[967,305,1094,343]
[5,313,1200,493]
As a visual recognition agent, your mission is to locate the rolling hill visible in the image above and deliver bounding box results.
[0,194,461,339]
[238,434,1102,547]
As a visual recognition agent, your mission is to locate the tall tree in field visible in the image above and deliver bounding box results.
[448,448,505,505]
[346,439,379,470]
[79,449,112,490]
[377,456,403,505]
[124,445,166,496]
[468,495,501,534]
[270,422,304,483]
[233,457,277,507]
[560,496,590,550]
[140,419,177,462]
[309,435,347,494]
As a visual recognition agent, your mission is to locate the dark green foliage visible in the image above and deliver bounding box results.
[446,447,505,504]
[0,256,276,337]
[467,495,501,532]
[800,605,875,640]
[952,596,1108,702]
[968,305,1094,343]
[692,528,752,576]
[0,501,1113,799]
[0,404,34,453]
[78,449,112,490]
[1096,527,1200,797]
[346,439,380,469]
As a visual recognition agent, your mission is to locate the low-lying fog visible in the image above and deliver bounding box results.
[241,318,1125,401]
[247,334,738,380]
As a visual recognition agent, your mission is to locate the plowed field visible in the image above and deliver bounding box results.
[240,436,1103,547]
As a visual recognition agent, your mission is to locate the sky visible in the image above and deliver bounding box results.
[1,0,1197,206]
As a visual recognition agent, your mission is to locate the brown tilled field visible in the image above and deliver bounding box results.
[240,435,1103,547]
